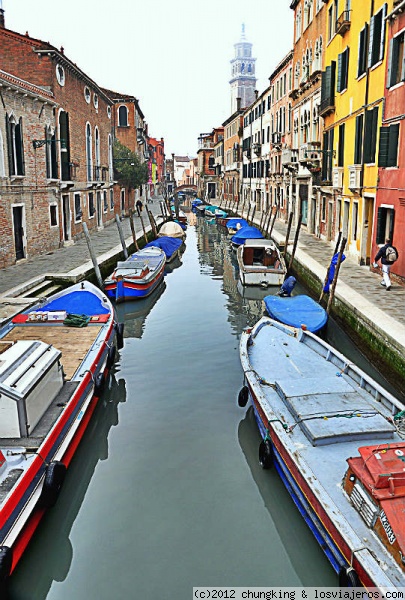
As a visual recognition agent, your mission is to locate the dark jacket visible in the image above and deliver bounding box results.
[374,243,398,265]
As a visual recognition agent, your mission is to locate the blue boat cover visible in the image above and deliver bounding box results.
[263,294,327,333]
[144,237,182,259]
[215,210,228,218]
[231,226,264,246]
[226,218,248,230]
[40,291,110,315]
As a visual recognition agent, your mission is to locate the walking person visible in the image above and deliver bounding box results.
[136,199,143,214]
[373,238,399,291]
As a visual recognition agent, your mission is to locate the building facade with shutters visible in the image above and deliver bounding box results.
[372,2,405,284]
[320,0,388,265]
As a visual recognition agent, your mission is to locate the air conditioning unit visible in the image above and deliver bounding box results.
[348,164,362,191]
[332,167,343,189]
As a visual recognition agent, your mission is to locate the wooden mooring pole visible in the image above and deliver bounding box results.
[137,207,148,244]
[319,231,342,304]
[82,223,103,289]
[129,210,139,251]
[288,213,302,273]
[268,204,278,238]
[326,237,347,314]
[283,211,294,259]
[115,214,129,259]
[146,208,158,238]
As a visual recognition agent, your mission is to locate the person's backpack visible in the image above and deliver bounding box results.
[385,246,398,263]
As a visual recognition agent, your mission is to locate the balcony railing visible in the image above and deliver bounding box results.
[336,10,351,36]
[319,96,335,117]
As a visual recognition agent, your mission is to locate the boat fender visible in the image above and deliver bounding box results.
[338,566,360,587]
[94,372,105,397]
[115,322,124,349]
[106,345,116,368]
[238,385,249,407]
[38,461,67,509]
[259,439,273,469]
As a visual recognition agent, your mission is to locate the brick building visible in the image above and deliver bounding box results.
[0,17,118,264]
[0,70,59,267]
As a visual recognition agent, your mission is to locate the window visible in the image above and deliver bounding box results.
[120,189,125,211]
[376,206,395,244]
[56,64,65,86]
[328,5,334,41]
[93,93,99,109]
[50,204,58,226]
[321,196,326,221]
[352,203,358,240]
[358,25,368,77]
[338,123,345,167]
[296,7,302,40]
[207,182,216,198]
[107,106,111,119]
[368,4,387,69]
[110,189,114,210]
[354,114,364,164]
[86,123,92,181]
[0,129,5,177]
[118,105,128,127]
[74,193,82,221]
[337,48,349,92]
[378,123,400,167]
[322,128,334,182]
[94,127,100,180]
[6,114,25,176]
[84,86,91,103]
[387,31,405,87]
[364,106,378,164]
[320,61,336,111]
[45,126,58,179]
[103,191,108,212]
[88,192,95,217]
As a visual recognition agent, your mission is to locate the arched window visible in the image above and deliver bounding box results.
[94,127,100,180]
[108,134,113,180]
[86,123,92,181]
[0,128,5,177]
[5,113,25,176]
[118,105,128,127]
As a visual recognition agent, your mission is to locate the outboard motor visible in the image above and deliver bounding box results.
[278,275,296,297]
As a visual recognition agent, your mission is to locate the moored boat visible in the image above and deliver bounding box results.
[225,217,248,235]
[0,282,121,590]
[158,221,186,239]
[263,294,328,333]
[144,236,183,263]
[237,238,286,287]
[230,225,263,250]
[104,246,166,303]
[239,316,405,588]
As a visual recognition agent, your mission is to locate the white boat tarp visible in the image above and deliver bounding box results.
[158,222,184,238]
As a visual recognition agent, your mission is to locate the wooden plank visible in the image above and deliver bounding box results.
[3,325,102,380]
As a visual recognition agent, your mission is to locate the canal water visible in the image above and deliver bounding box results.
[9,216,398,599]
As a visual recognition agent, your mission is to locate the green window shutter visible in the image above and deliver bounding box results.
[387,123,399,167]
[16,118,25,176]
[338,123,345,167]
[376,206,386,244]
[337,53,342,92]
[378,126,390,167]
[358,28,364,77]
[5,114,14,176]
[354,114,363,164]
[379,4,388,62]
[387,38,395,88]
[368,15,375,68]
[370,106,379,163]
[401,33,405,81]
[364,110,372,163]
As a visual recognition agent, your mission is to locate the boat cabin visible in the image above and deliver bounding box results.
[343,442,405,572]
[114,261,150,280]
[242,240,281,269]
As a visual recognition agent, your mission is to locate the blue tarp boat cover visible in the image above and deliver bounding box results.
[226,218,248,230]
[192,199,203,206]
[145,237,182,260]
[263,294,328,333]
[41,291,110,315]
[231,226,264,246]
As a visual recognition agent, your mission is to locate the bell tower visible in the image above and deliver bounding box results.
[229,24,257,113]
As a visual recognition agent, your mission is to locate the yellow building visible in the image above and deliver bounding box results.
[320,0,389,264]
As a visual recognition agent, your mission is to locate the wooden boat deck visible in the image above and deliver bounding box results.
[2,325,102,380]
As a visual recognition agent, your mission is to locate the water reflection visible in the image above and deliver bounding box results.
[9,372,126,600]
[115,281,166,339]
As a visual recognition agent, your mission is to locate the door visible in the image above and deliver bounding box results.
[361,197,374,265]
[62,194,71,242]
[299,184,308,225]
[13,206,25,260]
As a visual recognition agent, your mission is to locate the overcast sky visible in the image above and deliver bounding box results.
[4,0,294,157]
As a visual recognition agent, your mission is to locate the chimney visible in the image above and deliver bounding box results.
[236,97,241,111]
[0,8,5,28]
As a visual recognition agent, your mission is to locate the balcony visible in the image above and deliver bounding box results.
[281,148,298,167]
[332,167,343,189]
[299,142,321,163]
[336,10,351,36]
[319,96,335,117]
[348,165,362,192]
[253,143,262,156]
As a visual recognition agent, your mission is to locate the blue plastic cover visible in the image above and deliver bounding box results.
[40,290,110,315]
[263,294,327,333]
[226,218,248,230]
[144,236,182,259]
[231,226,264,246]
